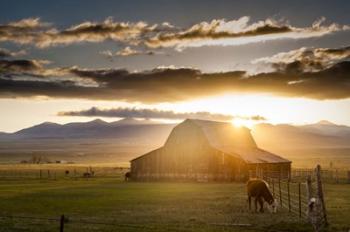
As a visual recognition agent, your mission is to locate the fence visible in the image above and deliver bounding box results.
[0,214,149,232]
[266,177,307,218]
[292,167,350,184]
[266,165,328,232]
[0,166,129,180]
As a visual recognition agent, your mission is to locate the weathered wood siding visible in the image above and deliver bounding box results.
[248,162,291,180]
[131,121,246,181]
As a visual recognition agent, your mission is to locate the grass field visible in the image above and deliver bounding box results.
[0,174,349,232]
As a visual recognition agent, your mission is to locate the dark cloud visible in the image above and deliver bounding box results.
[0,59,41,72]
[0,59,98,87]
[0,48,26,58]
[254,46,350,72]
[1,53,350,102]
[58,106,266,122]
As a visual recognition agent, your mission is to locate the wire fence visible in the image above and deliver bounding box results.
[0,211,261,231]
[0,214,152,232]
[266,165,328,232]
[0,166,129,180]
[292,168,350,184]
[0,164,349,184]
[266,177,309,219]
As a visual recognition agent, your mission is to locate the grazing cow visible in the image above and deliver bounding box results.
[83,172,92,178]
[247,179,277,213]
[124,172,131,181]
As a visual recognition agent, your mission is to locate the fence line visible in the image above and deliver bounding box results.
[292,167,350,183]
[0,214,154,231]
[0,166,130,180]
[266,177,307,219]
[266,165,328,232]
[0,213,253,231]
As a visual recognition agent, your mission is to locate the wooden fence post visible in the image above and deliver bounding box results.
[272,179,275,197]
[306,176,313,222]
[60,214,65,232]
[306,176,312,200]
[47,170,50,179]
[39,169,42,179]
[298,182,301,219]
[287,180,291,212]
[316,165,328,226]
[335,169,339,184]
[279,178,282,206]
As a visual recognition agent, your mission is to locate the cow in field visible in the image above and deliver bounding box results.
[247,179,278,213]
[124,172,131,181]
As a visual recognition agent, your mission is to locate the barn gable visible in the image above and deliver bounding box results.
[177,119,290,164]
[130,119,291,181]
[189,119,257,148]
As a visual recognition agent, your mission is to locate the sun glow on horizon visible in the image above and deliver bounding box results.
[231,118,256,129]
[1,93,350,132]
[157,93,350,127]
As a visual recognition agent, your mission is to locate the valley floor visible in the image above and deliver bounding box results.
[0,175,349,232]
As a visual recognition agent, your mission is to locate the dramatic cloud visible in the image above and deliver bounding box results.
[100,47,162,60]
[0,17,348,49]
[145,17,349,50]
[0,59,47,73]
[0,48,26,58]
[0,17,155,48]
[58,106,266,122]
[254,46,350,72]
[1,44,350,102]
[0,18,48,45]
[0,59,98,87]
[116,46,151,56]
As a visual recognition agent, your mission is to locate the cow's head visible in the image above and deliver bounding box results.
[267,199,278,213]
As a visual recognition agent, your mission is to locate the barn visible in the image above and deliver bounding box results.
[130,119,291,181]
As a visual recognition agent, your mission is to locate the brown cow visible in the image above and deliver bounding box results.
[247,179,277,213]
[124,172,131,181]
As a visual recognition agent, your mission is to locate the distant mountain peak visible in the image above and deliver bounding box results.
[41,121,59,125]
[89,118,107,124]
[114,117,158,125]
[317,120,336,125]
[31,121,61,128]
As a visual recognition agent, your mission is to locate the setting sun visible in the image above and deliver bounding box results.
[231,118,255,128]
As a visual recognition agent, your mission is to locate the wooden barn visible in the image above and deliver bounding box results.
[130,119,291,181]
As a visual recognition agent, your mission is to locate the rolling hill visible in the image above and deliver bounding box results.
[3,118,174,141]
[252,121,350,150]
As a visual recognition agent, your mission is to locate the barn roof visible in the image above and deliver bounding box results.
[216,146,290,164]
[131,119,291,164]
[188,119,257,148]
[131,147,163,162]
[186,119,290,164]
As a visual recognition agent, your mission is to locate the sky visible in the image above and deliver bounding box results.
[1,0,350,132]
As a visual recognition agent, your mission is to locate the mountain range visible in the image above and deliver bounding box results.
[1,118,349,148]
[252,120,350,150]
[0,118,349,163]
[0,118,174,142]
